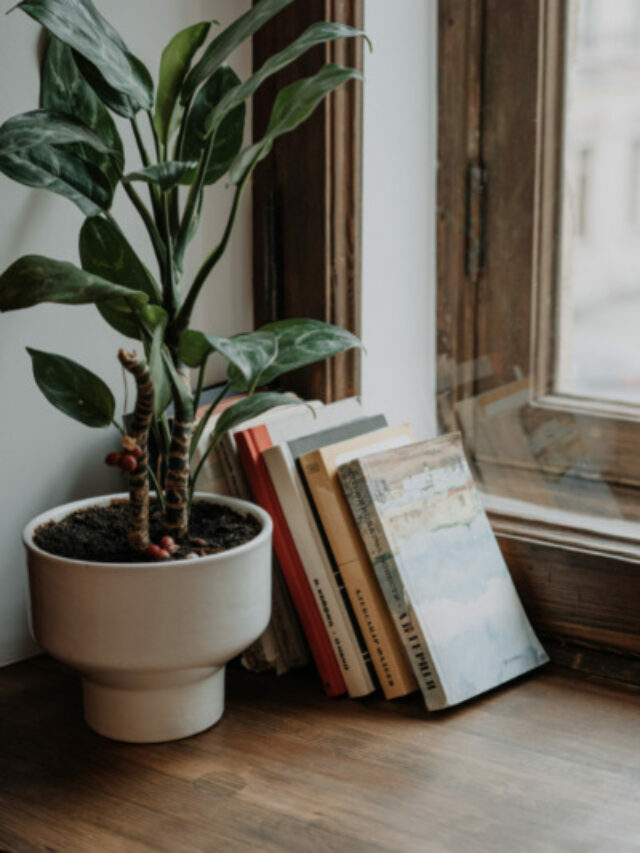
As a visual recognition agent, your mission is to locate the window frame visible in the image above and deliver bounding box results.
[437,0,640,683]
[251,0,363,404]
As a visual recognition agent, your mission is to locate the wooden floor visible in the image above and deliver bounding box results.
[0,659,638,853]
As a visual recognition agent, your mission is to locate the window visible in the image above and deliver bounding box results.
[438,0,640,682]
[251,0,363,404]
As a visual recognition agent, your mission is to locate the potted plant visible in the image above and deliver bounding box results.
[0,0,367,743]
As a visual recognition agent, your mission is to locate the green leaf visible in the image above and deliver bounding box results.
[0,144,114,215]
[148,325,172,418]
[79,217,160,338]
[123,160,198,191]
[0,255,149,312]
[0,109,117,157]
[177,329,212,367]
[178,329,277,389]
[41,37,124,190]
[72,53,137,119]
[181,0,295,103]
[227,319,362,392]
[141,304,168,329]
[229,64,362,184]
[211,391,297,444]
[15,0,153,113]
[181,65,245,185]
[154,21,212,147]
[204,22,369,138]
[27,347,115,427]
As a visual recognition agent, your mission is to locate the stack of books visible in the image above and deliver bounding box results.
[195,396,549,710]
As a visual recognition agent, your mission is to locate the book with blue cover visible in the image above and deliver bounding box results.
[338,432,549,710]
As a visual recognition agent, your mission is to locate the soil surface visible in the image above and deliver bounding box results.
[34,500,262,563]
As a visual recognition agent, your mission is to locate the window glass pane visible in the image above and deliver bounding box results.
[558,0,640,403]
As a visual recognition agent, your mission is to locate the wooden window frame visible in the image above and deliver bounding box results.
[438,0,640,684]
[251,0,364,404]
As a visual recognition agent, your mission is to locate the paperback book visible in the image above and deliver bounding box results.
[236,399,377,698]
[338,432,549,710]
[298,424,418,699]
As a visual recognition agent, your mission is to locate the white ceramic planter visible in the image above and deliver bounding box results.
[23,492,273,744]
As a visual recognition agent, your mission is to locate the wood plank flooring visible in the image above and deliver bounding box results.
[0,658,638,852]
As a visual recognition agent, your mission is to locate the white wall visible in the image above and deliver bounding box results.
[0,0,252,665]
[360,0,437,441]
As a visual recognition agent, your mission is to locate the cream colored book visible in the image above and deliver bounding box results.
[263,437,376,698]
[338,434,549,710]
[299,424,418,699]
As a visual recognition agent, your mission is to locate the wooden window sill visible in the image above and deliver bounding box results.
[0,657,638,850]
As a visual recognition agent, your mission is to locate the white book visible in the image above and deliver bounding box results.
[263,443,375,697]
[338,433,549,710]
[258,397,375,698]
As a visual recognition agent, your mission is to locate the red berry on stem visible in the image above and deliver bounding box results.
[105,452,121,467]
[119,454,138,473]
[144,544,160,559]
[157,549,170,560]
[160,535,175,552]
[131,445,144,459]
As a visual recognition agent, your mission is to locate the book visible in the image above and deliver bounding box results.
[207,397,361,687]
[298,424,419,699]
[235,398,372,696]
[191,403,309,678]
[235,424,347,696]
[262,417,392,698]
[338,432,549,710]
[239,563,310,675]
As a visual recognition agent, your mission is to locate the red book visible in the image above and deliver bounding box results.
[235,425,346,697]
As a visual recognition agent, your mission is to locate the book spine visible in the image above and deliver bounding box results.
[236,428,346,697]
[215,433,308,677]
[263,447,375,698]
[300,452,417,699]
[338,460,448,710]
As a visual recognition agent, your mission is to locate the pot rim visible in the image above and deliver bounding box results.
[23,492,273,570]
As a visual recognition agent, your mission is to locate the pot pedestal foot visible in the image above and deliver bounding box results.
[82,666,225,743]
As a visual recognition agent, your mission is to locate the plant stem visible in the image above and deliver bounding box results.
[175,176,248,330]
[193,363,206,416]
[123,182,166,275]
[146,463,165,513]
[130,116,162,225]
[161,194,179,314]
[146,110,162,163]
[131,116,151,168]
[163,401,195,540]
[174,134,215,266]
[118,348,154,552]
[188,381,231,500]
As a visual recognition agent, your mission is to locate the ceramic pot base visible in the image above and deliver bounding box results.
[83,666,225,743]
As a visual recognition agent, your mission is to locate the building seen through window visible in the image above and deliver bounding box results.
[559,0,640,403]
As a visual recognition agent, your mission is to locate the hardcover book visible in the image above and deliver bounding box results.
[338,433,549,710]
[298,424,418,700]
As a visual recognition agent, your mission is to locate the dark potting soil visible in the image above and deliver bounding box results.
[34,500,262,563]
